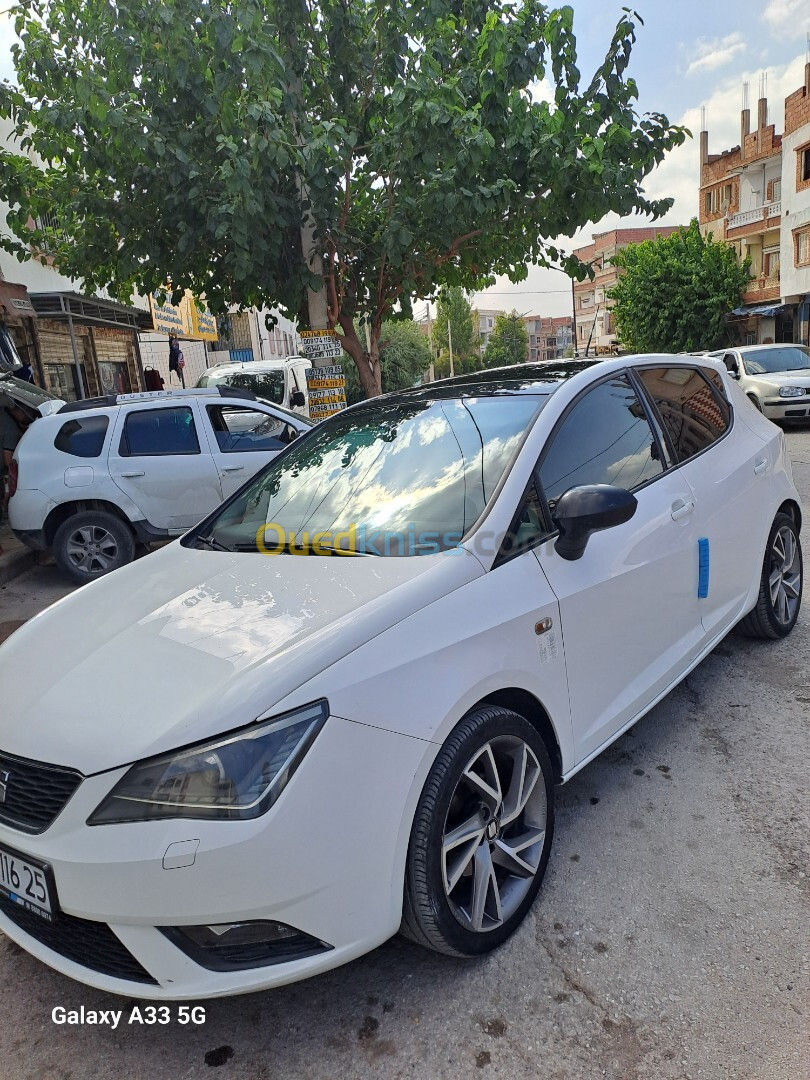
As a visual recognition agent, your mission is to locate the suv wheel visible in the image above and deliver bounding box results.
[737,512,802,639]
[53,511,136,584]
[402,705,555,957]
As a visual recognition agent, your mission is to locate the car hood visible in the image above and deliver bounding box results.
[0,542,483,773]
[744,369,810,385]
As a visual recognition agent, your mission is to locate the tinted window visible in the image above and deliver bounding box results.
[637,367,728,463]
[120,407,200,456]
[54,415,109,458]
[207,405,297,452]
[496,483,548,564]
[195,396,542,555]
[539,375,663,508]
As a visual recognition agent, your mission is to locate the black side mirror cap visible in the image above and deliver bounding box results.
[552,484,638,561]
[290,390,306,407]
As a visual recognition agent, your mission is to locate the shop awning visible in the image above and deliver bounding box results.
[730,303,790,317]
[0,280,36,318]
[29,291,153,331]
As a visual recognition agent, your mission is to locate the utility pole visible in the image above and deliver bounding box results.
[425,303,435,382]
[571,275,578,357]
[448,319,454,377]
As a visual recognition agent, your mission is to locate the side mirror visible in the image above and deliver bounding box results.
[723,358,740,378]
[552,484,638,561]
[290,390,306,407]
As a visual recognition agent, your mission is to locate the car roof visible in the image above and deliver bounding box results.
[372,360,602,404]
[204,356,307,375]
[56,386,260,415]
[724,343,810,353]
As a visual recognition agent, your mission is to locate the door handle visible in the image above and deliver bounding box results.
[120,471,145,478]
[222,465,245,473]
[754,458,767,475]
[671,499,695,521]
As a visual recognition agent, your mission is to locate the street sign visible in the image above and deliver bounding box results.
[305,365,347,421]
[299,328,343,361]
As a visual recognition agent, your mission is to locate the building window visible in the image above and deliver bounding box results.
[795,227,810,268]
[763,249,780,278]
[771,178,781,202]
[32,210,65,255]
[801,146,810,184]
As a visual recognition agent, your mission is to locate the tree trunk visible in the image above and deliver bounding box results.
[338,313,383,397]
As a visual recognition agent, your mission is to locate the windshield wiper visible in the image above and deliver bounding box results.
[195,534,233,552]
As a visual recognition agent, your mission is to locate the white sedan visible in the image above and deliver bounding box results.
[0,355,802,999]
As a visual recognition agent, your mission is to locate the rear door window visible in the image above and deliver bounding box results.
[120,407,200,456]
[54,415,109,458]
[636,367,729,463]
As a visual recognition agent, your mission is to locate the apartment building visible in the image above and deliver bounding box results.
[698,64,810,345]
[572,227,681,354]
[524,315,573,362]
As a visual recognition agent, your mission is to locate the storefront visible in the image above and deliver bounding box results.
[29,291,151,400]
[0,280,39,375]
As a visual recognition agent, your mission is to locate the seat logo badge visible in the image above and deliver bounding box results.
[0,770,10,804]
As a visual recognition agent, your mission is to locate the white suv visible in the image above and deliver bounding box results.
[8,387,312,583]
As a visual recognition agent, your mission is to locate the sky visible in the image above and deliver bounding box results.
[1,1,809,319]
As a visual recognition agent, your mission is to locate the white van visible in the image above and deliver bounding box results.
[196,356,311,416]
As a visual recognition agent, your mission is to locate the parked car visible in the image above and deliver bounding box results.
[8,387,312,583]
[708,343,810,420]
[0,355,801,999]
[0,371,63,419]
[196,355,312,416]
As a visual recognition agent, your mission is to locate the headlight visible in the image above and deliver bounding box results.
[88,700,328,824]
[779,386,805,398]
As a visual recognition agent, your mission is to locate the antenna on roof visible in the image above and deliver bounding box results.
[742,81,749,111]
[806,31,809,63]
[700,105,707,134]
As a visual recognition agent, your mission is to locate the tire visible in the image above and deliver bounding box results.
[53,511,136,585]
[747,394,763,413]
[402,705,555,958]
[737,512,802,639]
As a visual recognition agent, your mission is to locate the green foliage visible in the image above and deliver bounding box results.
[483,311,529,368]
[0,0,687,396]
[609,220,750,353]
[431,287,478,373]
[342,319,432,404]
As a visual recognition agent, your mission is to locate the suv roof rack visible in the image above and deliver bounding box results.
[58,386,257,414]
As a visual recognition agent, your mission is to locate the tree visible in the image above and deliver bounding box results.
[0,1,686,397]
[432,287,478,375]
[342,319,432,404]
[483,311,529,368]
[609,220,750,353]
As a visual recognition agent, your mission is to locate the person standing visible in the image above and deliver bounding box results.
[168,333,186,388]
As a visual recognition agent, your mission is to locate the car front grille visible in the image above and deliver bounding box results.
[0,750,83,833]
[0,893,158,985]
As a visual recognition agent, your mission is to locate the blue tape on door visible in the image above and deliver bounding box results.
[698,538,710,598]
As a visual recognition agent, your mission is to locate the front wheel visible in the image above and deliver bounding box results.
[402,706,555,957]
[737,512,802,639]
[53,511,136,585]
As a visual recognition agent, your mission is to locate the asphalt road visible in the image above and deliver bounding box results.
[0,430,808,1080]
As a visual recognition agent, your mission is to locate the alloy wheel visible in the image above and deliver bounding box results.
[442,736,546,933]
[769,524,801,626]
[66,525,119,574]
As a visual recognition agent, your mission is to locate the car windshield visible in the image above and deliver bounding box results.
[742,346,810,375]
[190,395,544,556]
[198,368,286,405]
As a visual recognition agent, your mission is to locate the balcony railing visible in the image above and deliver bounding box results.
[727,201,782,230]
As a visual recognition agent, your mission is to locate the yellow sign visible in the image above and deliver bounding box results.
[148,291,219,341]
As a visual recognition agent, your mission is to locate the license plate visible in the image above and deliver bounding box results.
[0,842,55,922]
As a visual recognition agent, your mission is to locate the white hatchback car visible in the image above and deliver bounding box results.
[709,343,810,420]
[0,355,802,1000]
[8,387,312,583]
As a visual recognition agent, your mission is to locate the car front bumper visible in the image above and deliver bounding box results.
[762,396,810,420]
[0,715,430,999]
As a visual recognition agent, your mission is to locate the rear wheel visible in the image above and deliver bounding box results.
[53,511,135,585]
[737,512,802,639]
[402,706,555,957]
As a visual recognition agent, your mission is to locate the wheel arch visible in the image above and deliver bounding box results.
[43,500,136,547]
[478,687,564,783]
[777,499,802,534]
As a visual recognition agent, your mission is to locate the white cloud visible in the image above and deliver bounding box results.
[686,33,746,77]
[762,0,808,31]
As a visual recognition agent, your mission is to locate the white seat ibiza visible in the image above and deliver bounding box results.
[0,355,802,999]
